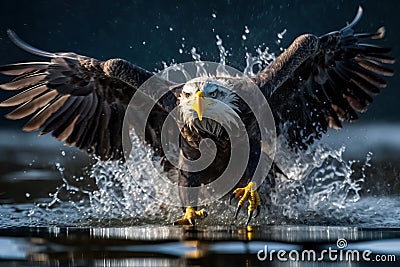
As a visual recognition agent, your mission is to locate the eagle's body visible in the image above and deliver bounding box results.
[176,77,264,207]
[0,7,394,224]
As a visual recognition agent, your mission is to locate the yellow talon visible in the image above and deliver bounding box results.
[173,206,208,225]
[230,182,261,225]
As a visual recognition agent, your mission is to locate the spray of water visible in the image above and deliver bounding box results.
[268,144,367,224]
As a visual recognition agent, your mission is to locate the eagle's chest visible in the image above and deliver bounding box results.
[179,124,231,176]
[180,125,230,158]
[178,122,260,187]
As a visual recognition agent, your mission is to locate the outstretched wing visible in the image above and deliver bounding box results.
[0,30,173,160]
[254,7,394,150]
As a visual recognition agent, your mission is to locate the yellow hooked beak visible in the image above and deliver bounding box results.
[192,91,204,121]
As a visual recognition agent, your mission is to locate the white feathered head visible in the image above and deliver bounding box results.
[178,78,240,135]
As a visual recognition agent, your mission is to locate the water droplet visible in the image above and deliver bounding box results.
[142,41,146,45]
[241,35,247,40]
[25,193,30,198]
[216,35,222,46]
[277,28,287,39]
[61,150,66,157]
[244,25,250,34]
[211,13,217,18]
[179,48,183,54]
[191,47,202,62]
[155,25,159,29]
[169,27,173,32]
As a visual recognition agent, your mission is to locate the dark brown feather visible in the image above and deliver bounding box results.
[362,53,395,64]
[0,83,47,107]
[6,90,58,119]
[0,73,46,90]
[41,96,85,134]
[342,60,388,87]
[0,62,49,76]
[355,57,394,76]
[66,93,95,145]
[23,95,70,131]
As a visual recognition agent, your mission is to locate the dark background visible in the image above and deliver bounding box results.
[0,0,398,128]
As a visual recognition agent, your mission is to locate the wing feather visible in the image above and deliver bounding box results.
[0,73,47,90]
[23,95,70,131]
[0,83,48,107]
[0,62,49,75]
[6,90,58,119]
[45,96,85,138]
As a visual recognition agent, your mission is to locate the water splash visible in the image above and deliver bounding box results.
[276,29,287,43]
[270,144,365,222]
[189,47,207,77]
[243,46,276,76]
[87,133,180,223]
[215,35,230,76]
[161,30,278,78]
[32,132,376,227]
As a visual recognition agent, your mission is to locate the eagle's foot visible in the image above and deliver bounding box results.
[229,182,261,225]
[173,206,208,226]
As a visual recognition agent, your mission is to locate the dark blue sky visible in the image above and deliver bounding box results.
[0,0,398,128]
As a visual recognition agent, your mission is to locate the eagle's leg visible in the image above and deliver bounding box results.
[173,171,208,225]
[229,182,261,225]
[173,206,208,225]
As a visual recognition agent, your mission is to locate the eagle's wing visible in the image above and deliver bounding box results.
[253,7,394,150]
[0,30,175,160]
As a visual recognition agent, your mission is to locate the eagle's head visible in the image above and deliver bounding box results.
[178,78,241,135]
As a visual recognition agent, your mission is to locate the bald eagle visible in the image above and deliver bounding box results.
[0,7,394,225]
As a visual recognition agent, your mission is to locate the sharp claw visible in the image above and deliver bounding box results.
[174,207,207,226]
[246,211,254,225]
[254,206,260,218]
[231,182,261,224]
[234,205,242,219]
[229,192,236,205]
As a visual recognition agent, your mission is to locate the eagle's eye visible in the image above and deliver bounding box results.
[184,92,191,98]
[209,90,217,98]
